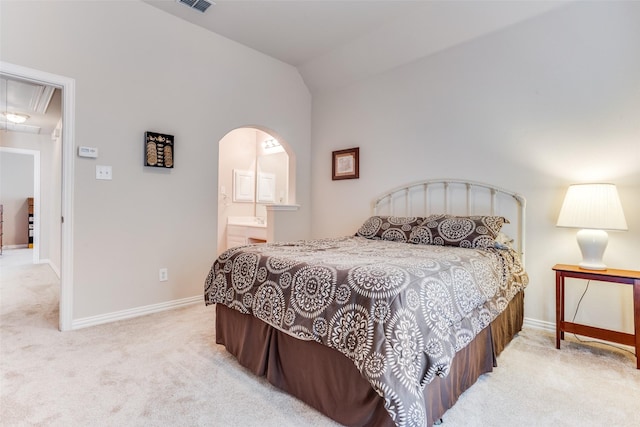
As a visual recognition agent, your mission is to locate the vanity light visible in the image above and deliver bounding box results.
[2,112,30,124]
[556,183,627,270]
[262,139,281,149]
[262,138,284,154]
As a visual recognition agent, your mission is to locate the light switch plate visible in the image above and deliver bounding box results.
[96,165,112,180]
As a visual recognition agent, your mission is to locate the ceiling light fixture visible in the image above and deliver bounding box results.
[3,112,30,124]
[261,138,284,155]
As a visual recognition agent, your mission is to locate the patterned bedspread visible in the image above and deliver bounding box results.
[204,236,528,427]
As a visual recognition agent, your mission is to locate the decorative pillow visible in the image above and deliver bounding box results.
[356,216,425,243]
[408,214,509,248]
[494,231,515,250]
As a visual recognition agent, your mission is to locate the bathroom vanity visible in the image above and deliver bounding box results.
[227,217,268,249]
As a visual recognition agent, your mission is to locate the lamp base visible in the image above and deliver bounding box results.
[576,229,608,270]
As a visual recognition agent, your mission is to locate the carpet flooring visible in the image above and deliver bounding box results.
[1,249,639,426]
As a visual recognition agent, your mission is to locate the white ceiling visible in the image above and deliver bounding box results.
[146,0,425,66]
[0,76,61,136]
[0,1,568,135]
[145,0,568,92]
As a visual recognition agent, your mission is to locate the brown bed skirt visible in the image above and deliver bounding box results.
[215,291,524,427]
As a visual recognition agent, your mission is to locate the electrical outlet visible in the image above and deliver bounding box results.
[159,268,168,282]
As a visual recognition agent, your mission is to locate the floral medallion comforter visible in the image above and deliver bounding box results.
[204,236,528,427]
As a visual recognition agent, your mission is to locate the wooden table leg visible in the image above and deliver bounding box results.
[556,271,563,349]
[633,279,640,369]
[560,275,565,341]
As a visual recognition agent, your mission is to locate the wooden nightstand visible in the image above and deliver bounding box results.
[553,264,640,369]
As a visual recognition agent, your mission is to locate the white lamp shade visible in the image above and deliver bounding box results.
[556,183,627,231]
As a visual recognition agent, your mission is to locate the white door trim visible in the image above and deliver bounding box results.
[0,61,75,331]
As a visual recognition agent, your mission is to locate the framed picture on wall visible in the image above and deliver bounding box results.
[332,147,359,180]
[145,131,174,168]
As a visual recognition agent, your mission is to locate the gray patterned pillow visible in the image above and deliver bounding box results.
[356,216,425,243]
[408,214,509,248]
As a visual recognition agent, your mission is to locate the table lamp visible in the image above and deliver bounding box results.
[556,183,627,270]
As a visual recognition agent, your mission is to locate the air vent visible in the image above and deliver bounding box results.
[177,0,214,13]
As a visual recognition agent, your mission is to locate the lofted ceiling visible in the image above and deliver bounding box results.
[145,0,426,67]
[1,1,568,135]
[144,0,568,93]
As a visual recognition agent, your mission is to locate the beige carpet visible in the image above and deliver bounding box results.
[1,249,639,426]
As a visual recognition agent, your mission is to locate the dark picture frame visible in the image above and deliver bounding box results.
[145,131,174,168]
[332,147,359,180]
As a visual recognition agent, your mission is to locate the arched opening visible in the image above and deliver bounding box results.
[217,126,294,254]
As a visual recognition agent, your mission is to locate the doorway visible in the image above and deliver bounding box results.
[0,147,40,263]
[0,61,76,331]
[217,126,293,254]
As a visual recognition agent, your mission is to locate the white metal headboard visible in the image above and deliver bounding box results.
[373,179,526,264]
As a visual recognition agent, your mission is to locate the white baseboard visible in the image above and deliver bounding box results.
[523,317,555,332]
[523,316,635,353]
[3,244,29,250]
[71,295,203,330]
[38,258,61,278]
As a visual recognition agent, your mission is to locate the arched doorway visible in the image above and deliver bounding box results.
[217,126,294,254]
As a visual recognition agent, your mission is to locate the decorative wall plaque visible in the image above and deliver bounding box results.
[145,131,174,168]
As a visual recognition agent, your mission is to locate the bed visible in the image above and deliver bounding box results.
[205,179,529,427]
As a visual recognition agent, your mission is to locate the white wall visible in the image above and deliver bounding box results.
[0,150,34,246]
[0,1,311,320]
[311,2,640,332]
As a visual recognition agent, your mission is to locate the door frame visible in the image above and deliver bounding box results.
[0,61,75,331]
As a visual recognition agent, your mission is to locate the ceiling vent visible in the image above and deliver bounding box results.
[176,0,214,13]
